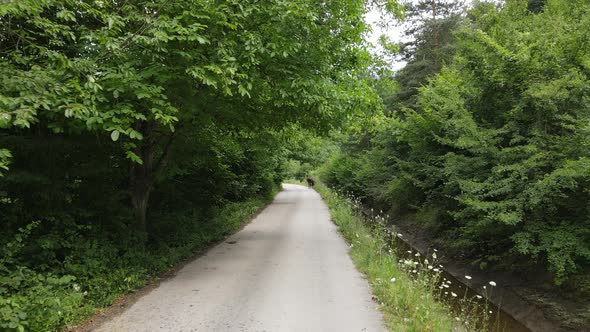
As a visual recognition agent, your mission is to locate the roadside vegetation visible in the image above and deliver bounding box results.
[315,181,487,331]
[320,0,590,329]
[0,0,401,330]
[2,0,589,330]
[1,195,273,331]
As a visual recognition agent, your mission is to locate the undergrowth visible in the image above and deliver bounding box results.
[0,192,275,332]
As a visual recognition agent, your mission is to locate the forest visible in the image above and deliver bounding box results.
[1,0,589,330]
[0,0,388,329]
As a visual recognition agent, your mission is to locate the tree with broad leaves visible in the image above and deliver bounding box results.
[0,0,402,234]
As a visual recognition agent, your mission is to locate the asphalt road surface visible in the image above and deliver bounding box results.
[95,184,385,332]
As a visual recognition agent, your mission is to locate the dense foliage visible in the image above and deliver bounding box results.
[4,0,588,329]
[0,0,394,330]
[322,0,590,290]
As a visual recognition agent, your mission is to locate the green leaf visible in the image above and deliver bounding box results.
[126,151,143,164]
[111,130,120,141]
[128,130,144,140]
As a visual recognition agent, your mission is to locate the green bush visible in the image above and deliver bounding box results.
[323,0,590,285]
[0,194,273,331]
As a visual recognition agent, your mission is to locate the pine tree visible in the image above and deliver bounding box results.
[392,0,465,110]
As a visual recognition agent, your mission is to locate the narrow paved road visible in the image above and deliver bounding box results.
[95,184,385,332]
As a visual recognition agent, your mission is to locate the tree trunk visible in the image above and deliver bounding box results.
[130,121,156,235]
[431,0,439,68]
[130,167,152,235]
[129,120,177,238]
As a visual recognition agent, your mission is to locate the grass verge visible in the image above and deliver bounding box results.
[314,182,466,331]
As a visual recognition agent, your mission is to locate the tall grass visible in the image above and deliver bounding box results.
[314,182,479,332]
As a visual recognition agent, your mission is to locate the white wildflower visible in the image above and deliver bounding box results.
[451,292,457,297]
[390,277,396,283]
[489,281,497,286]
[465,275,472,280]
